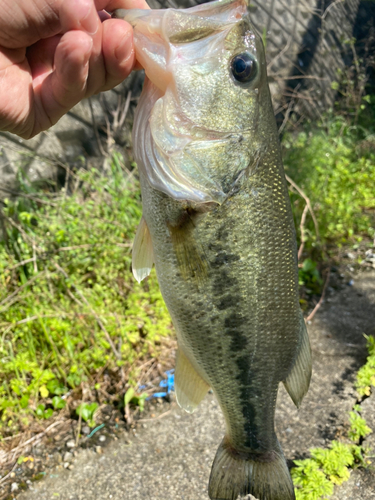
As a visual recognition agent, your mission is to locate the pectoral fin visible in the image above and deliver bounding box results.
[283,316,312,408]
[167,203,217,286]
[132,216,154,283]
[175,347,210,413]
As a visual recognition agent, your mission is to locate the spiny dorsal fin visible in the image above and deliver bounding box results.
[132,216,154,283]
[175,347,210,414]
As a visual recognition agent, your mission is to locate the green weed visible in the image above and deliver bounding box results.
[291,337,374,500]
[355,335,375,397]
[348,405,372,442]
[283,112,375,251]
[124,387,148,412]
[0,154,173,437]
[292,429,370,500]
[76,402,99,426]
[298,259,323,294]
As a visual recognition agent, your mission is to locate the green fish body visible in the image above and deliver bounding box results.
[116,1,312,499]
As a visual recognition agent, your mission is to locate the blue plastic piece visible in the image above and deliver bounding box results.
[145,369,175,400]
[151,392,169,398]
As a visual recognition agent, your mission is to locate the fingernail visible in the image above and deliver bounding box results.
[77,0,98,35]
[115,30,133,63]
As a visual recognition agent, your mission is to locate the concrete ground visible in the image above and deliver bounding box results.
[18,269,375,500]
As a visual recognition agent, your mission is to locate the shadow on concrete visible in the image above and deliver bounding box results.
[311,269,375,362]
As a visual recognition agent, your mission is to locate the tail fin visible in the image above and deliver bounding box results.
[208,438,295,500]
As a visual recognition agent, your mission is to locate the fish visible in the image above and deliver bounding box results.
[114,1,312,499]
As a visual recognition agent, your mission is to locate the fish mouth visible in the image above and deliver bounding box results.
[114,0,262,205]
[113,0,249,92]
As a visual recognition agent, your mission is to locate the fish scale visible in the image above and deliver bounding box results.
[115,1,312,499]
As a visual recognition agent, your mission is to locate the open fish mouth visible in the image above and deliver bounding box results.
[113,0,265,205]
[114,0,249,94]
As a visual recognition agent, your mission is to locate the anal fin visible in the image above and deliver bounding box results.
[283,315,312,408]
[132,216,154,283]
[175,347,210,413]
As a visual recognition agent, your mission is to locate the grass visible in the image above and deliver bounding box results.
[355,334,375,397]
[281,98,375,302]
[292,440,368,500]
[0,154,173,439]
[283,101,375,254]
[291,336,374,500]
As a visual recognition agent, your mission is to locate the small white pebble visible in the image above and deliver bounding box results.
[11,483,18,493]
[63,452,73,462]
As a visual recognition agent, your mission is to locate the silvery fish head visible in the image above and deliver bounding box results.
[115,0,275,205]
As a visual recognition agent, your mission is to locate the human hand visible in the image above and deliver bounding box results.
[0,0,149,139]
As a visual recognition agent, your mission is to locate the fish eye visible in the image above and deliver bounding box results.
[230,52,258,84]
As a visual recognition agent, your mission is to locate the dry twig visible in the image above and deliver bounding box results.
[285,174,320,241]
[0,420,65,472]
[89,98,107,157]
[279,84,301,135]
[9,257,37,270]
[0,186,57,206]
[298,204,309,261]
[0,271,46,311]
[138,409,173,423]
[306,268,331,322]
[75,383,85,447]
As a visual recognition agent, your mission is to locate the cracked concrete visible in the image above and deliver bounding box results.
[17,270,375,500]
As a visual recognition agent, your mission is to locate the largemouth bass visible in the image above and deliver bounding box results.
[115,1,312,499]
